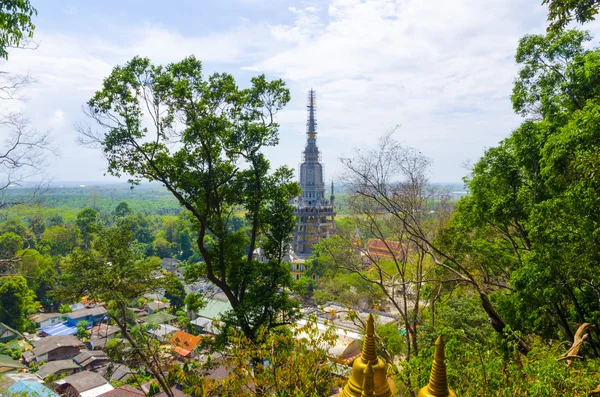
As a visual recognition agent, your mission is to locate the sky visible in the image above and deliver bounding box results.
[2,0,593,184]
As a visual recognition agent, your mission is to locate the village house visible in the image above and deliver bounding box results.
[55,371,114,397]
[36,360,81,380]
[141,311,177,326]
[66,307,107,326]
[143,301,170,314]
[74,350,109,371]
[169,330,202,360]
[98,364,133,384]
[7,380,60,397]
[87,325,120,351]
[0,323,22,343]
[147,324,179,343]
[40,307,108,337]
[22,336,83,363]
[0,354,26,374]
[29,313,63,329]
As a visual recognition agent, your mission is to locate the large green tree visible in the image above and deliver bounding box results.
[79,56,300,340]
[442,29,600,343]
[55,226,174,397]
[0,275,37,331]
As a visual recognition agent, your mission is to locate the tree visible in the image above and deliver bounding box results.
[0,232,23,259]
[435,29,600,350]
[14,248,57,310]
[79,56,300,340]
[164,275,186,312]
[29,214,46,238]
[114,201,132,218]
[171,320,341,396]
[39,225,81,256]
[0,0,36,59]
[339,132,530,353]
[543,0,600,32]
[0,1,52,229]
[76,207,99,247]
[55,225,174,397]
[177,229,193,260]
[184,292,206,314]
[0,275,37,331]
[76,320,90,340]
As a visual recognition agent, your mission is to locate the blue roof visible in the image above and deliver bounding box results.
[7,380,60,397]
[40,322,78,336]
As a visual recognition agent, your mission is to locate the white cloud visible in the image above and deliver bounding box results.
[3,0,558,182]
[247,0,549,181]
[49,110,65,127]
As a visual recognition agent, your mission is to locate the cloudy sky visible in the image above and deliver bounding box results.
[2,0,586,183]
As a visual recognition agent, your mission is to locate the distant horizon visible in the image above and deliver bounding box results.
[7,179,467,188]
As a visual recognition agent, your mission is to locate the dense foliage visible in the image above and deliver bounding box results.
[80,56,301,340]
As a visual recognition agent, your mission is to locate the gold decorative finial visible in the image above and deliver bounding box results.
[418,336,456,397]
[361,314,377,363]
[361,362,375,396]
[342,314,392,397]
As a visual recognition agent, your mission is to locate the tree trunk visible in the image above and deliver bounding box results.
[478,292,530,354]
[554,301,574,343]
[114,305,174,397]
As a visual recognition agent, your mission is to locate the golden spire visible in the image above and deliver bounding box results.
[418,336,456,397]
[342,314,392,397]
[361,314,377,363]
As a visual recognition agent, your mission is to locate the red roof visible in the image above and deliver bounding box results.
[169,331,201,357]
[366,239,405,259]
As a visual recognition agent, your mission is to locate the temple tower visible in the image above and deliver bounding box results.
[293,89,336,257]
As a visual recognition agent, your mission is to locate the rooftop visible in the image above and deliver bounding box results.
[147,324,180,339]
[74,350,108,367]
[144,301,170,312]
[196,298,232,320]
[169,331,202,357]
[99,364,133,382]
[36,360,81,379]
[31,336,83,356]
[141,311,177,325]
[7,380,60,397]
[56,370,108,393]
[40,322,78,336]
[0,354,26,370]
[29,312,62,323]
[98,385,145,397]
[68,307,107,319]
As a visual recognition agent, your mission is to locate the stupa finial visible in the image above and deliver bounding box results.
[361,314,377,363]
[418,335,457,397]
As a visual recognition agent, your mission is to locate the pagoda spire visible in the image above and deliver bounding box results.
[418,336,456,397]
[306,88,317,136]
[342,314,392,397]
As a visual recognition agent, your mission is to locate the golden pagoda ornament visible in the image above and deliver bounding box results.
[418,335,456,397]
[342,314,392,397]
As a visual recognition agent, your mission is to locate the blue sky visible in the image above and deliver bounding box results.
[5,0,595,184]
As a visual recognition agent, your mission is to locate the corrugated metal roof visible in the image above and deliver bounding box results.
[196,299,231,319]
[7,380,60,397]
